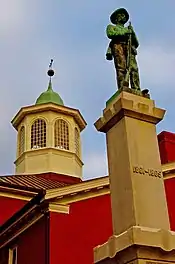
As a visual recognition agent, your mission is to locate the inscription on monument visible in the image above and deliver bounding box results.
[133,166,162,178]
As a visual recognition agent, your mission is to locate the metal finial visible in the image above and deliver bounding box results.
[49,59,53,69]
[47,59,54,77]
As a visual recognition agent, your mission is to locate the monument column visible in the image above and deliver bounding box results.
[95,91,169,236]
[94,91,175,264]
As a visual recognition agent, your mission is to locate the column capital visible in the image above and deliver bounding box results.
[94,92,165,133]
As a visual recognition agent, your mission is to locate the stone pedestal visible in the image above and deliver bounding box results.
[94,91,175,263]
[94,226,175,263]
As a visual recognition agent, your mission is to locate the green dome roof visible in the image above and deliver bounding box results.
[35,80,64,106]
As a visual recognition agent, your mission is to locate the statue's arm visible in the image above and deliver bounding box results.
[106,24,125,39]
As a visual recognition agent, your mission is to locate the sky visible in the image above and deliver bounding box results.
[0,0,175,180]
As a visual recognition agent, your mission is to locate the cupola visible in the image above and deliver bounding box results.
[11,60,86,179]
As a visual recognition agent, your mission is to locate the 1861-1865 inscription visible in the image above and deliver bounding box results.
[133,166,162,178]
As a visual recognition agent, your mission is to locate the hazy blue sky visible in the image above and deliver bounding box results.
[0,0,175,179]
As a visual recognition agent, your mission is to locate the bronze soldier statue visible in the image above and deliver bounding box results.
[106,8,140,91]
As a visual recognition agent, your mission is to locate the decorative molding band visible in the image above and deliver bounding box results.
[45,177,109,200]
[57,188,110,204]
[162,162,175,179]
[0,191,32,201]
[49,203,69,214]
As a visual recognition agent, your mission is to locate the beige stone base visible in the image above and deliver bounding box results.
[96,246,175,264]
[94,226,175,263]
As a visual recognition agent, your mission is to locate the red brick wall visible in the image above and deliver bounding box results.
[0,196,26,225]
[50,194,112,264]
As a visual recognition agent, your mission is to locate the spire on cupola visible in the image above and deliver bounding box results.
[47,59,55,91]
[35,59,64,106]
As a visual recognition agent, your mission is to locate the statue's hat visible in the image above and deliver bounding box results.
[110,8,129,24]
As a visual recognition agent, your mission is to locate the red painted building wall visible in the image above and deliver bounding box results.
[0,247,8,264]
[164,178,175,231]
[16,215,48,264]
[158,131,175,231]
[0,197,26,225]
[158,131,175,164]
[50,194,112,264]
[2,215,48,264]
